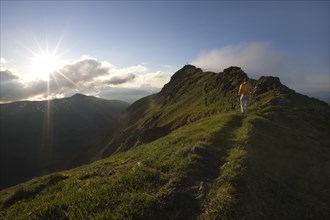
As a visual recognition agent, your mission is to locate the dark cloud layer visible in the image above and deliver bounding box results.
[1,70,19,82]
[52,58,111,87]
[0,70,26,102]
[107,73,135,85]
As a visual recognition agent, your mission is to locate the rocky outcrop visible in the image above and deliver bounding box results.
[254,76,295,96]
[160,65,203,104]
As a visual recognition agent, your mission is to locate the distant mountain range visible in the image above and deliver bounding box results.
[0,94,129,189]
[1,65,329,219]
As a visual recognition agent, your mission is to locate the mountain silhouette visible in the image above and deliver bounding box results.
[0,94,129,189]
[0,65,329,219]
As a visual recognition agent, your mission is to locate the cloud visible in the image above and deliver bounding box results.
[1,58,8,71]
[52,58,114,88]
[191,42,329,99]
[0,56,173,103]
[0,70,26,102]
[107,73,135,85]
[192,42,281,75]
[133,71,172,88]
[0,58,7,64]
[1,70,19,82]
[50,58,150,89]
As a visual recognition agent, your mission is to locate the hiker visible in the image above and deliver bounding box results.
[238,78,254,113]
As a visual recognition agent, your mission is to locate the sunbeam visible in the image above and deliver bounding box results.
[52,70,82,90]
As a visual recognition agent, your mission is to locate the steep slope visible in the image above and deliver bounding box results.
[100,65,295,156]
[0,66,329,219]
[100,66,241,156]
[0,94,129,189]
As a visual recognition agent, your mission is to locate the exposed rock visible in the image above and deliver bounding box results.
[223,66,244,74]
[254,76,295,96]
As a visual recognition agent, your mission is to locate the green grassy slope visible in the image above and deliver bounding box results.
[101,66,248,156]
[1,109,329,219]
[1,66,329,219]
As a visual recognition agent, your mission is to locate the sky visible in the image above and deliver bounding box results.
[1,0,329,103]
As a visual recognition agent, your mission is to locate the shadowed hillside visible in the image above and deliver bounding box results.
[0,94,129,189]
[0,66,329,219]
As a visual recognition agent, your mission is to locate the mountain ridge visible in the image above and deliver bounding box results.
[1,65,329,219]
[100,65,328,157]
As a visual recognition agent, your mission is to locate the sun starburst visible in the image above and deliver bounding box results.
[32,52,63,78]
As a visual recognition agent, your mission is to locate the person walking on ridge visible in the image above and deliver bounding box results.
[238,78,254,114]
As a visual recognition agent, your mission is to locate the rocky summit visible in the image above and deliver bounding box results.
[1,65,329,220]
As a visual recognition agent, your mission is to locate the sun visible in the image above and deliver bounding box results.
[30,50,64,80]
